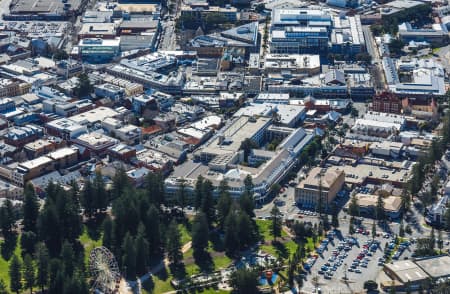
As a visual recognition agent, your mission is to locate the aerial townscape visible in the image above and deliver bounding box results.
[0,0,450,293]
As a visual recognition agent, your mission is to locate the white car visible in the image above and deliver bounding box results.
[355,269,362,273]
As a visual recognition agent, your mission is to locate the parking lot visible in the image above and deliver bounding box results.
[302,228,415,293]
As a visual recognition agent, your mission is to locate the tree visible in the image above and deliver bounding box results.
[145,205,161,257]
[23,183,39,233]
[240,192,255,218]
[60,241,75,277]
[102,216,114,250]
[389,39,405,55]
[401,189,411,215]
[376,193,385,222]
[166,221,182,267]
[122,233,136,280]
[112,166,130,200]
[0,199,15,239]
[23,254,35,294]
[350,107,359,119]
[52,49,68,61]
[81,180,95,217]
[93,171,108,214]
[237,211,257,249]
[9,255,22,294]
[73,73,93,98]
[217,180,232,230]
[229,268,259,294]
[372,221,377,239]
[330,202,339,228]
[192,212,209,256]
[201,179,215,226]
[194,175,204,210]
[437,229,443,254]
[348,193,359,217]
[204,12,228,31]
[21,231,37,257]
[135,224,150,275]
[240,139,258,162]
[176,179,187,213]
[270,206,283,242]
[0,279,7,294]
[224,209,240,256]
[35,243,49,292]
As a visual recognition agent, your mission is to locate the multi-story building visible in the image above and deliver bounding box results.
[78,38,121,63]
[295,167,345,209]
[398,22,448,45]
[181,3,238,22]
[45,118,88,140]
[4,125,44,147]
[372,92,402,114]
[0,79,21,98]
[270,8,365,55]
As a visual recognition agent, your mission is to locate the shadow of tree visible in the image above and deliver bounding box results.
[210,232,225,252]
[272,240,289,259]
[170,262,187,280]
[193,250,214,273]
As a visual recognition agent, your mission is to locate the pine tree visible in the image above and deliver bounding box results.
[23,254,35,294]
[81,180,95,217]
[61,241,75,277]
[331,202,339,228]
[93,171,108,214]
[135,223,149,276]
[201,180,215,226]
[21,231,37,256]
[0,199,15,239]
[102,216,114,250]
[112,166,130,200]
[239,193,255,218]
[192,212,209,256]
[122,233,136,280]
[9,255,22,294]
[376,194,385,222]
[348,193,359,217]
[176,179,187,212]
[237,211,256,249]
[194,175,204,210]
[35,243,49,293]
[145,172,164,206]
[224,210,240,256]
[372,221,377,239]
[23,183,39,233]
[0,279,7,294]
[270,206,282,242]
[217,180,232,231]
[166,221,182,267]
[145,205,161,257]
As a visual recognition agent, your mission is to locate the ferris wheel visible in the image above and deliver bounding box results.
[89,246,121,294]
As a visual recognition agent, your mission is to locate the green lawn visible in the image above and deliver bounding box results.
[184,242,232,276]
[260,239,297,259]
[179,223,192,245]
[142,271,175,294]
[0,236,22,289]
[256,219,287,243]
[79,225,102,266]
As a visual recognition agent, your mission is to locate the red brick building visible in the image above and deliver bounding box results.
[372,92,402,114]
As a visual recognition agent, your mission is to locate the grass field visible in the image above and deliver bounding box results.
[256,219,288,242]
[179,223,192,245]
[79,225,103,266]
[0,236,22,289]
